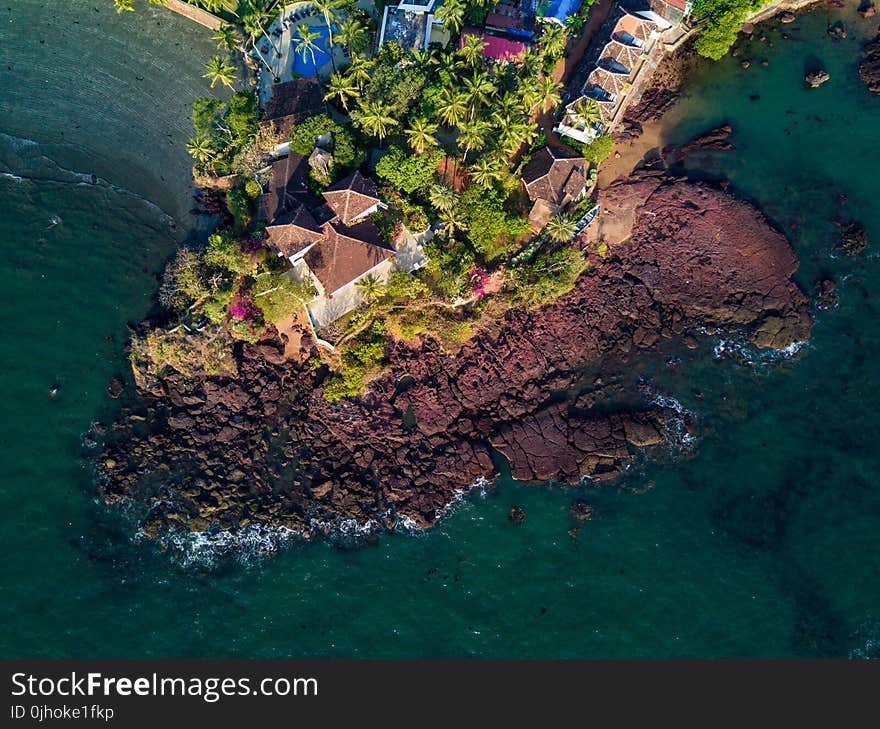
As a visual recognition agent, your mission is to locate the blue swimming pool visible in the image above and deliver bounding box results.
[291,24,333,77]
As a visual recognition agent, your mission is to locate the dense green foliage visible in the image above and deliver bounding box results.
[323,320,388,400]
[506,245,588,310]
[375,146,444,195]
[692,0,763,60]
[188,92,259,175]
[455,186,529,258]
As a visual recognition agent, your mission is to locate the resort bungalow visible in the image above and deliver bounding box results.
[555,11,659,140]
[520,145,589,231]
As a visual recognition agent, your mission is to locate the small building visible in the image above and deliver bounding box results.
[258,154,311,223]
[646,0,691,27]
[521,145,589,230]
[378,0,448,51]
[460,26,528,63]
[485,2,536,39]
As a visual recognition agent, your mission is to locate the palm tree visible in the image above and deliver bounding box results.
[312,0,342,73]
[295,24,323,70]
[242,15,277,76]
[436,88,468,127]
[459,34,487,68]
[212,24,240,53]
[325,72,360,111]
[434,0,465,35]
[536,75,562,112]
[186,135,215,164]
[568,97,602,128]
[545,213,576,243]
[538,23,567,63]
[462,73,496,120]
[243,9,281,58]
[356,274,382,305]
[439,209,467,243]
[339,16,369,55]
[429,184,458,213]
[203,56,236,89]
[405,117,439,154]
[499,119,536,156]
[457,118,490,160]
[346,56,373,89]
[470,157,501,188]
[353,100,398,140]
[517,75,541,112]
[114,0,134,12]
[519,47,542,76]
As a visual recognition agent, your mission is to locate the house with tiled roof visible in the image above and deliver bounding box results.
[258,161,425,331]
[258,154,311,223]
[521,145,588,230]
[321,171,385,225]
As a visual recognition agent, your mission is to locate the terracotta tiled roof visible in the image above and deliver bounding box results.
[521,146,588,206]
[598,40,643,76]
[321,170,381,225]
[260,78,325,137]
[304,220,393,295]
[265,204,322,258]
[258,154,309,222]
[612,13,656,45]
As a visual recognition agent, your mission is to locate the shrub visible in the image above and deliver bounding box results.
[244,179,262,199]
[158,248,209,313]
[204,232,262,277]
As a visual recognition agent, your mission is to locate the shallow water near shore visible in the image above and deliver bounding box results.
[2,3,880,658]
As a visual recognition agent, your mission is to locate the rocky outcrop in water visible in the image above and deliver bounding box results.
[805,69,831,88]
[859,35,880,93]
[97,168,812,540]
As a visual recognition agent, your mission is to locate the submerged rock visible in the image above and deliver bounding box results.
[571,500,595,522]
[509,507,526,524]
[858,3,876,19]
[859,36,880,93]
[107,376,125,399]
[834,221,869,255]
[827,22,847,39]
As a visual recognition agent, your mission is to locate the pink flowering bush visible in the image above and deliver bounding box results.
[469,265,489,300]
[229,295,259,321]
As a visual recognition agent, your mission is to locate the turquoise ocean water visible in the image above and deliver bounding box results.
[1,2,878,658]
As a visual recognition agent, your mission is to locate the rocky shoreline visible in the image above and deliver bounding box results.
[96,152,813,540]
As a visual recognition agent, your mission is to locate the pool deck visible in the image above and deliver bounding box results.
[255,3,349,104]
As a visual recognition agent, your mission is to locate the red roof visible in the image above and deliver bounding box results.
[463,31,525,62]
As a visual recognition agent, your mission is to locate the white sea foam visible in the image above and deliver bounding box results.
[712,332,808,366]
[650,393,699,453]
[152,523,300,569]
